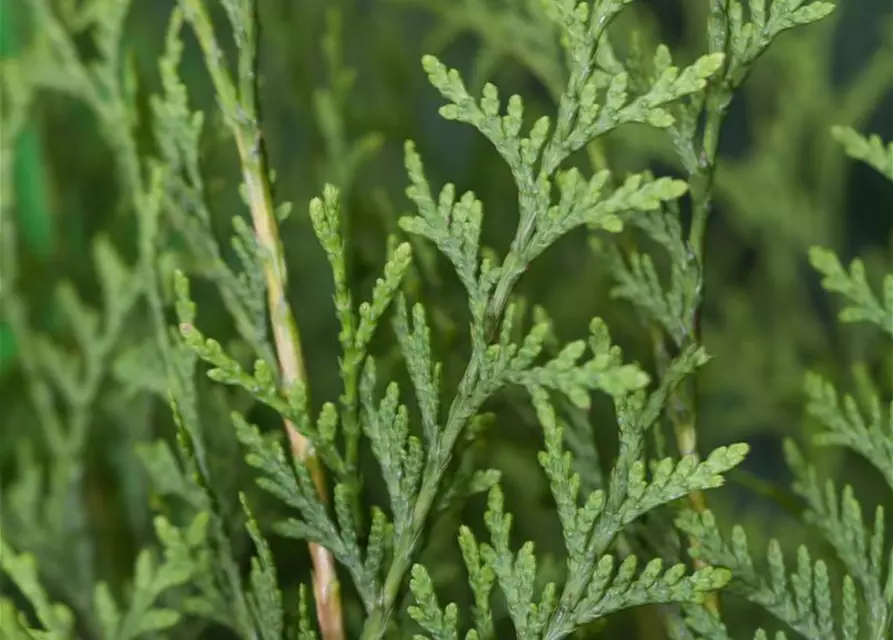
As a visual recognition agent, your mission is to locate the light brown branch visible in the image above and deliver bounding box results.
[180,1,345,636]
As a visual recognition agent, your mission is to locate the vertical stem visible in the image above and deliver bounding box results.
[180,1,345,637]
[671,0,731,615]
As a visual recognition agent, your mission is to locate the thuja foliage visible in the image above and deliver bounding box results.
[0,1,890,640]
[676,126,893,640]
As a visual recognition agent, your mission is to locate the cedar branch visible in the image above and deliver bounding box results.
[180,0,345,637]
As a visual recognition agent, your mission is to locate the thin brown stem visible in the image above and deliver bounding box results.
[180,1,345,636]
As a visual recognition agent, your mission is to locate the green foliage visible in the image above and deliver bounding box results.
[0,534,75,639]
[406,387,744,639]
[1,0,891,640]
[676,126,893,640]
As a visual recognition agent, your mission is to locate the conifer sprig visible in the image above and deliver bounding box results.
[0,533,75,638]
[361,3,741,632]
[406,380,746,640]
[680,127,893,640]
[615,0,836,615]
[178,0,344,636]
[3,1,890,639]
[0,0,180,630]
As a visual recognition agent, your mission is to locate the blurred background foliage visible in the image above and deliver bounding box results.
[1,0,892,637]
